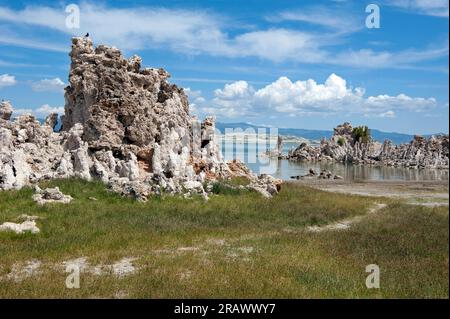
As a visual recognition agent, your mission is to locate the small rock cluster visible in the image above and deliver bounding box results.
[291,168,343,180]
[249,174,283,198]
[216,160,282,198]
[0,215,41,234]
[288,122,449,169]
[32,186,73,205]
[0,221,40,234]
[0,37,281,200]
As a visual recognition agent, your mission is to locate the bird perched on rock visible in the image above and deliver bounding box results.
[85,32,89,37]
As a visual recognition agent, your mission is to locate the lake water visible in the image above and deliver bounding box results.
[221,142,449,182]
[246,158,449,182]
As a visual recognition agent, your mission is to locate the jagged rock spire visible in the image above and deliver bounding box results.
[62,37,190,154]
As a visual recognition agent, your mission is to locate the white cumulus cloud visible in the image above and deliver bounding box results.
[13,104,64,118]
[35,104,64,116]
[214,81,255,99]
[0,73,16,88]
[254,74,363,113]
[31,77,65,92]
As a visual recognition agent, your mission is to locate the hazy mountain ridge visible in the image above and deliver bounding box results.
[215,122,441,145]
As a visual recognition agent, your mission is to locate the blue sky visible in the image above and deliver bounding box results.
[0,0,448,134]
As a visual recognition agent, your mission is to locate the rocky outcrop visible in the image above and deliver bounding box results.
[0,37,281,200]
[0,101,13,120]
[248,174,283,198]
[378,135,449,168]
[62,38,190,153]
[32,186,73,205]
[44,113,59,130]
[288,122,448,169]
[291,169,343,180]
[0,215,41,234]
[0,114,59,189]
[0,220,40,234]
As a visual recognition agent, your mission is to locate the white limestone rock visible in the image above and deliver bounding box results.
[117,153,140,181]
[44,113,59,130]
[0,101,13,120]
[0,220,40,234]
[32,186,73,205]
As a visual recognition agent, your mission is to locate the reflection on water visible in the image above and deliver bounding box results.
[220,142,449,182]
[246,158,449,182]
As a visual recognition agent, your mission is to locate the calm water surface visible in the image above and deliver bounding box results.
[246,159,449,181]
[222,142,449,182]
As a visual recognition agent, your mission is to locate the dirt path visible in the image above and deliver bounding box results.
[307,203,387,232]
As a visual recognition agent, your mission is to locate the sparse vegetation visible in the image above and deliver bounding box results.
[0,178,447,298]
[352,125,371,143]
[337,137,346,146]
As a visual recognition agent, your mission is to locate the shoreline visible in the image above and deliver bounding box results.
[281,158,450,170]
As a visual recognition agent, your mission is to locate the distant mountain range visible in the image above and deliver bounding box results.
[215,122,442,145]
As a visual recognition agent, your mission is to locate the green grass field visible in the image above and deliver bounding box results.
[0,178,448,298]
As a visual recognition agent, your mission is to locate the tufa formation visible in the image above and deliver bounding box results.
[288,122,449,169]
[0,37,281,199]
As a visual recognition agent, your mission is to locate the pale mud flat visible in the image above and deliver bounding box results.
[307,203,388,232]
[294,179,449,206]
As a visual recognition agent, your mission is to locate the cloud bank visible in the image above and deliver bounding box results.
[0,3,447,69]
[192,74,437,119]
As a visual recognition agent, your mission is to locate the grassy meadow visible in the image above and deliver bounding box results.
[0,178,448,298]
